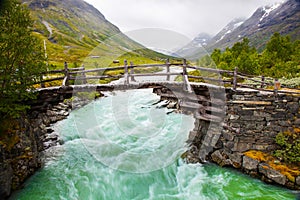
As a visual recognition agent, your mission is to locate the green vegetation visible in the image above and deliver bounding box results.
[244,150,300,183]
[0,119,20,151]
[273,131,300,164]
[0,0,46,118]
[26,0,172,69]
[199,33,300,79]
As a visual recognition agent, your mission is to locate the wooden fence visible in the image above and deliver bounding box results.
[39,60,300,95]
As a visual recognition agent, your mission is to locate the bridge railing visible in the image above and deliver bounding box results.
[38,60,300,95]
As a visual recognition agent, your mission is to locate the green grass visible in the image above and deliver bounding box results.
[28,0,176,78]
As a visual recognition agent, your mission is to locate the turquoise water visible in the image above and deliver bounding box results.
[10,89,296,200]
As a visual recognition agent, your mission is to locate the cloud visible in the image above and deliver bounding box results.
[85,0,281,38]
[85,0,284,53]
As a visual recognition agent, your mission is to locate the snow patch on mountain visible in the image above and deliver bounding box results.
[259,2,284,22]
[216,20,244,43]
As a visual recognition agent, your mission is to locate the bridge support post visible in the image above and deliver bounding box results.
[274,78,280,97]
[261,75,265,88]
[130,61,136,82]
[166,58,170,81]
[82,65,87,84]
[40,75,45,88]
[182,59,192,92]
[124,60,129,85]
[233,67,237,91]
[63,62,70,86]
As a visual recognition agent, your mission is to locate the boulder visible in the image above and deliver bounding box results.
[296,176,300,186]
[242,155,259,171]
[211,150,231,167]
[228,152,243,168]
[0,163,13,199]
[258,163,287,186]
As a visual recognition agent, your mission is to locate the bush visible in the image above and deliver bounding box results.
[273,131,300,164]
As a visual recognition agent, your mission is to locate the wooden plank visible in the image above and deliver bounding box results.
[187,65,233,75]
[237,74,273,86]
[45,70,64,74]
[68,67,85,71]
[231,100,272,105]
[39,77,65,83]
[188,76,232,83]
[132,73,181,77]
[130,63,166,68]
[69,75,123,80]
[236,84,300,95]
[131,63,182,68]
[68,66,125,74]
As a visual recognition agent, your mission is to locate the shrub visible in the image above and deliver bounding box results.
[273,131,300,164]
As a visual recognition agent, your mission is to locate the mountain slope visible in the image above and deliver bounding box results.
[208,0,300,51]
[184,0,300,60]
[175,33,213,59]
[23,0,169,67]
[176,18,245,60]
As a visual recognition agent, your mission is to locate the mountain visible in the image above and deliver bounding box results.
[175,33,213,59]
[22,0,170,67]
[175,18,245,60]
[207,18,245,50]
[183,0,300,60]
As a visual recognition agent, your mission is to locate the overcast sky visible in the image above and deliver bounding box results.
[85,0,282,39]
[84,0,283,52]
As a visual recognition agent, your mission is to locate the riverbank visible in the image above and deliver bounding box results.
[0,92,102,199]
[0,102,71,199]
[163,96,300,191]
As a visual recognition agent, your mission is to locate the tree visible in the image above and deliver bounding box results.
[0,0,46,118]
[260,33,299,78]
[264,32,293,62]
[211,49,221,66]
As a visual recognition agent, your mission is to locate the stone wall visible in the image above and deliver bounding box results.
[225,90,300,153]
[186,89,300,190]
[0,103,70,199]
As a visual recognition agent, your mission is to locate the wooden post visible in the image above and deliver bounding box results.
[261,75,265,88]
[63,61,69,86]
[166,58,170,81]
[182,59,192,92]
[82,65,87,84]
[124,60,129,85]
[40,74,45,88]
[233,67,237,91]
[130,61,136,82]
[183,59,187,76]
[274,78,280,96]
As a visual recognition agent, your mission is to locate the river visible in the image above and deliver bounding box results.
[10,89,296,200]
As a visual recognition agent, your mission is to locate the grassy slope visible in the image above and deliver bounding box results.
[23,0,171,69]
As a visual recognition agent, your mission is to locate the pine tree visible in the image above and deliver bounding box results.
[0,0,46,118]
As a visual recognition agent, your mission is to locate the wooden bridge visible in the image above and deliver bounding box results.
[38,59,298,95]
[32,58,299,124]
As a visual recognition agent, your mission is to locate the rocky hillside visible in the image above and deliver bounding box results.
[175,33,213,59]
[181,0,300,60]
[209,0,300,51]
[22,0,169,67]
